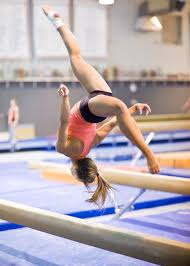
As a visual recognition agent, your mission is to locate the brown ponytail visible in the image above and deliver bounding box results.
[85,173,114,207]
[73,157,114,207]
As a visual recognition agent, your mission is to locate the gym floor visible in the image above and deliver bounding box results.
[0,144,190,266]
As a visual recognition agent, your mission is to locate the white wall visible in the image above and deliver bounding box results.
[108,0,190,74]
[0,0,190,79]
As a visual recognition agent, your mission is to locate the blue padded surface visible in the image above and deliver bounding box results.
[108,209,190,244]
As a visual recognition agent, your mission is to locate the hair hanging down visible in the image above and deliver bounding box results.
[85,173,114,207]
[74,158,114,207]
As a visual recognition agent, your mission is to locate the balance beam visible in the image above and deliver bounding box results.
[0,199,190,265]
[135,113,190,122]
[138,120,190,133]
[156,152,190,169]
[102,168,190,194]
[112,120,190,134]
[41,167,190,195]
[41,167,143,184]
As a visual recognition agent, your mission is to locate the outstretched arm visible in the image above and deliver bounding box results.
[56,85,70,153]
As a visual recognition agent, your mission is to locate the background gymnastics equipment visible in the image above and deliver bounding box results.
[0,199,190,266]
[111,132,155,220]
[101,169,190,194]
[156,151,190,169]
[134,113,190,122]
[36,160,190,220]
[39,164,190,195]
[112,119,190,134]
[138,120,190,132]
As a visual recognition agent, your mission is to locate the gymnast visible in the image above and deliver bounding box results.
[42,6,160,206]
[8,98,19,151]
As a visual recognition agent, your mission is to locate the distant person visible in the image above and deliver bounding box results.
[42,6,160,206]
[8,99,19,150]
[182,96,190,112]
[0,112,4,132]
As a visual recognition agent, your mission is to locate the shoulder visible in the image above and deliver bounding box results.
[56,136,83,158]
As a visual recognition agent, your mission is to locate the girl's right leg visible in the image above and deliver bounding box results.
[88,95,160,174]
[42,6,111,94]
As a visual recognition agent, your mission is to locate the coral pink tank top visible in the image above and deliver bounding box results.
[67,105,97,158]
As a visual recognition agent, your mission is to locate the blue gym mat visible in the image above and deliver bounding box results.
[1,130,190,153]
[109,209,190,244]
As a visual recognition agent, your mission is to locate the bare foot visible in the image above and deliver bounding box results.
[58,84,69,97]
[146,155,160,174]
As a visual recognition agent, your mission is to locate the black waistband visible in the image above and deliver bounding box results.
[79,90,113,123]
[90,90,112,97]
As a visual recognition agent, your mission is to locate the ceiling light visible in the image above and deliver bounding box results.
[151,16,162,30]
[99,0,114,5]
[136,16,162,32]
